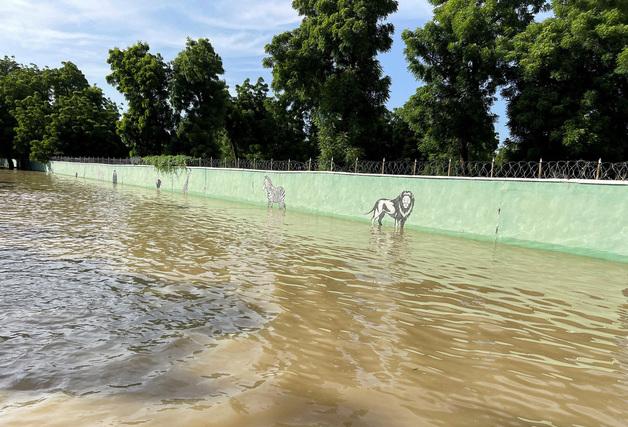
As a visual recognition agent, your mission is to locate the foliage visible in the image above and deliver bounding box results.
[381,109,423,160]
[225,77,314,160]
[142,154,193,174]
[0,62,46,167]
[502,0,628,160]
[0,59,124,167]
[264,0,398,163]
[13,92,50,163]
[107,42,173,156]
[170,38,229,158]
[402,0,546,161]
[38,87,125,159]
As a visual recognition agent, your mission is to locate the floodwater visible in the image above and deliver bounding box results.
[0,170,627,427]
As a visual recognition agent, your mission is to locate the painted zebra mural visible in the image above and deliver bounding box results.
[263,176,286,209]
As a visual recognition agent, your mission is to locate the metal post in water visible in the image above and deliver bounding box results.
[595,158,602,180]
[490,158,495,178]
[448,159,452,176]
[538,158,543,179]
[413,159,417,175]
[381,158,386,174]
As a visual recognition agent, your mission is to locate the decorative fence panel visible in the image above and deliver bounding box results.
[50,157,628,181]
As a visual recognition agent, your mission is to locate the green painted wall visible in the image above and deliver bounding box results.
[47,161,628,262]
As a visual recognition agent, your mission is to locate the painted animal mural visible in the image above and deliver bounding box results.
[263,176,286,209]
[366,191,415,230]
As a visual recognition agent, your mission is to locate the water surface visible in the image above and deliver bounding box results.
[1,170,627,426]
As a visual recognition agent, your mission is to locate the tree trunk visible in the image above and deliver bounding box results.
[17,156,30,170]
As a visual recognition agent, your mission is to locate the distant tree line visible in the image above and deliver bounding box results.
[1,0,626,170]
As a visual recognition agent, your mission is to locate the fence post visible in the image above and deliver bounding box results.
[413,159,417,175]
[330,157,334,172]
[381,158,386,174]
[308,158,312,171]
[355,157,358,173]
[210,157,213,168]
[253,157,256,170]
[447,159,452,177]
[288,159,291,171]
[595,158,602,180]
[490,157,495,178]
[538,158,543,179]
[236,157,240,169]
[270,158,273,170]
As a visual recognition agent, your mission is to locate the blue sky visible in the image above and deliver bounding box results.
[0,0,510,141]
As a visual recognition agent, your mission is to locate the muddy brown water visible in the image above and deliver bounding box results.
[0,169,627,426]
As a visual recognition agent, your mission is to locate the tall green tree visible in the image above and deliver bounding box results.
[107,42,173,156]
[1,59,124,166]
[13,92,50,165]
[402,0,546,161]
[264,0,398,163]
[170,38,229,157]
[225,77,312,160]
[30,86,125,161]
[503,0,628,160]
[0,63,49,168]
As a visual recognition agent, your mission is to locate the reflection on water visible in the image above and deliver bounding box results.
[0,170,627,426]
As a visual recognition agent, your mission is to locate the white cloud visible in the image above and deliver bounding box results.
[0,0,435,109]
[395,0,433,22]
[189,0,300,31]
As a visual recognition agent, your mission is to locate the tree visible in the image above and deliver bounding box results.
[225,77,313,160]
[264,0,398,163]
[225,78,274,159]
[31,86,125,161]
[0,63,49,168]
[170,38,230,158]
[1,59,124,166]
[107,42,172,156]
[13,92,50,164]
[402,0,546,161]
[381,109,423,160]
[503,0,628,160]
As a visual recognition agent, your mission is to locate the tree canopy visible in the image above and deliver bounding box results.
[401,0,547,161]
[0,58,124,168]
[170,38,230,158]
[106,42,172,156]
[224,77,313,161]
[502,0,628,160]
[264,0,399,164]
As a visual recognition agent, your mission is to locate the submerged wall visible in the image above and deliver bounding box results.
[47,161,628,262]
